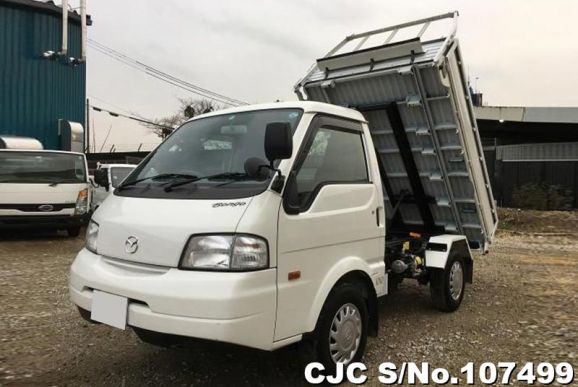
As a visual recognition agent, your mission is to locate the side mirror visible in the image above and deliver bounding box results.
[264,122,292,166]
[244,157,270,181]
[94,169,110,191]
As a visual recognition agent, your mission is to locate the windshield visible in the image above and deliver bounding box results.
[110,167,135,188]
[116,108,303,200]
[0,151,87,184]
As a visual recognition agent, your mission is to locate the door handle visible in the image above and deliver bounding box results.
[375,206,385,227]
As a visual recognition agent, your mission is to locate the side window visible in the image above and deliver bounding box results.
[110,168,134,188]
[294,126,369,208]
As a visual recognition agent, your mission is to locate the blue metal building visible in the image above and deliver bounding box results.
[0,0,91,150]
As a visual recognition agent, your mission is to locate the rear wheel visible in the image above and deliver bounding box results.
[430,256,465,312]
[67,226,81,237]
[306,283,368,372]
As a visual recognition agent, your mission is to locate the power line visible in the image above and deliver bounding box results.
[88,95,139,116]
[88,40,241,105]
[88,95,156,126]
[90,42,242,106]
[88,39,248,106]
[90,104,172,130]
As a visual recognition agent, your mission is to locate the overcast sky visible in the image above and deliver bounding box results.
[73,0,578,152]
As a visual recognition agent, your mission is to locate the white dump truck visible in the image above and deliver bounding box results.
[70,12,497,369]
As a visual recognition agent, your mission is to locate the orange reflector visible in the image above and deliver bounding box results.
[77,189,88,200]
[409,232,422,238]
[288,271,301,281]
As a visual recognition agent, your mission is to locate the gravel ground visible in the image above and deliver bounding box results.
[1,209,577,386]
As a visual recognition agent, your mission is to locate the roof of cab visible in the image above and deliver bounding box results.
[186,101,367,123]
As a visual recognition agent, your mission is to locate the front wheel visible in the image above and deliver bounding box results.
[430,256,466,312]
[307,283,368,372]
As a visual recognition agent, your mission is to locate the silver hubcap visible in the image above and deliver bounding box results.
[329,303,362,364]
[449,261,464,301]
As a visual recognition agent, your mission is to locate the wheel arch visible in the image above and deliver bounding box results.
[333,271,379,337]
[306,258,381,338]
[425,234,473,283]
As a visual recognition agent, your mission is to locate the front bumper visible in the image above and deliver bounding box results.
[0,214,89,229]
[69,249,278,350]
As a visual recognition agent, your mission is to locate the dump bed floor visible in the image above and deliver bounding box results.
[296,13,498,250]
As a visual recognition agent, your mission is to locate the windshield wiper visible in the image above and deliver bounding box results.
[163,172,249,192]
[117,173,198,190]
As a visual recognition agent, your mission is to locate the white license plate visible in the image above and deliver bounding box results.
[91,290,128,330]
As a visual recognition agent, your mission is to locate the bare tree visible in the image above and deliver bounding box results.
[147,98,221,138]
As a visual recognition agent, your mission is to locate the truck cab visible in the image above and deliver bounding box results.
[0,136,90,236]
[70,13,496,370]
[70,102,386,363]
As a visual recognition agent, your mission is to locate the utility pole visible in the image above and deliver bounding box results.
[85,98,90,153]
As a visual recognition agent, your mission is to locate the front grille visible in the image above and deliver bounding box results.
[0,203,75,212]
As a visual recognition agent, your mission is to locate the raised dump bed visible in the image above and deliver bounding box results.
[295,12,498,250]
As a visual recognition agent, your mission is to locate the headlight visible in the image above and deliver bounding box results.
[85,221,99,253]
[180,234,268,271]
[75,188,89,215]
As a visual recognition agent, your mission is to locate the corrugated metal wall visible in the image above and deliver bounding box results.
[485,142,578,208]
[497,142,578,162]
[0,3,86,150]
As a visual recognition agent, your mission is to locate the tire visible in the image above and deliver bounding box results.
[67,226,81,237]
[430,256,466,312]
[308,283,369,373]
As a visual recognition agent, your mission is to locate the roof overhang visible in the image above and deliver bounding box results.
[1,0,93,25]
[475,106,578,124]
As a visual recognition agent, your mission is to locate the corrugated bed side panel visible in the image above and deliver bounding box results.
[419,65,483,243]
[304,70,460,232]
[304,58,496,247]
[0,5,86,150]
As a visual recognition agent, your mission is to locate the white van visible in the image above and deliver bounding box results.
[69,13,497,369]
[91,163,137,211]
[0,149,90,236]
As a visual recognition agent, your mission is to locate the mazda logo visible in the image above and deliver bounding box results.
[125,236,139,254]
[38,204,54,212]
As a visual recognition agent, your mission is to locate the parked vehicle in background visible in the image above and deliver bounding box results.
[91,163,137,211]
[0,135,44,150]
[0,136,90,236]
[70,13,497,369]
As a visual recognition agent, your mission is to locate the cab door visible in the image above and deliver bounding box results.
[275,115,384,341]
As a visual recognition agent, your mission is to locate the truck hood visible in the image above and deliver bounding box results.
[93,194,252,267]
